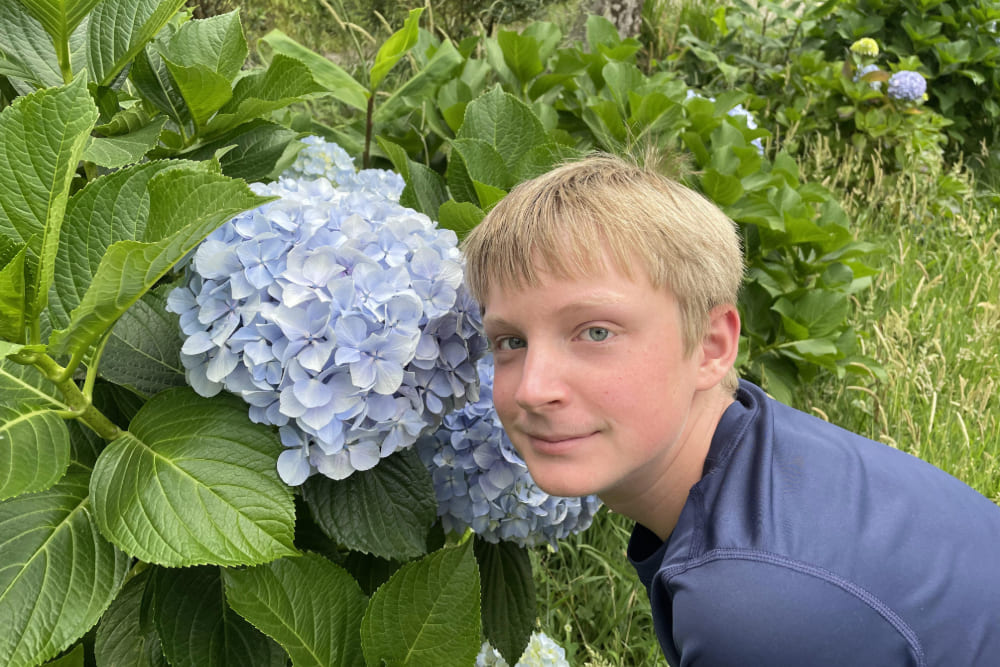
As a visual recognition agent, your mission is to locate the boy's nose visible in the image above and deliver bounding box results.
[513,347,567,410]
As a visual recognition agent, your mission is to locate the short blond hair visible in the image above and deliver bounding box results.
[461,153,744,390]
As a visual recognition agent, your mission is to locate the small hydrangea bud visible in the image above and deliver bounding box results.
[850,38,880,58]
[887,70,927,102]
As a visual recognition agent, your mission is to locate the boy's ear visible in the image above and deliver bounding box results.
[697,304,741,390]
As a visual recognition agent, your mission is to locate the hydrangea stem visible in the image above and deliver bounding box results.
[23,352,123,441]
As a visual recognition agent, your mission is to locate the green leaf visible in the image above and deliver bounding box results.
[259,29,368,111]
[450,138,512,192]
[185,119,301,181]
[437,200,484,240]
[86,0,188,87]
[130,41,190,127]
[514,142,583,183]
[94,570,168,667]
[361,541,481,667]
[0,358,69,409]
[375,137,411,181]
[374,38,465,125]
[17,0,101,73]
[223,553,368,667]
[90,387,297,567]
[0,75,97,321]
[84,117,167,168]
[99,289,186,396]
[150,565,287,667]
[773,290,850,340]
[475,538,535,666]
[701,169,745,207]
[473,182,508,212]
[161,57,233,131]
[302,448,436,561]
[204,54,325,138]
[48,166,270,360]
[0,243,27,341]
[0,402,71,499]
[497,29,544,85]
[0,464,130,667]
[162,10,247,79]
[370,8,424,91]
[458,86,547,172]
[0,0,64,88]
[44,643,85,666]
[399,162,448,219]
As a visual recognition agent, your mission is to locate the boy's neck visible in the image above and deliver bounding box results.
[600,387,735,542]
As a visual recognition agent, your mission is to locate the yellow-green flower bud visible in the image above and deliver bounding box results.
[850,38,880,57]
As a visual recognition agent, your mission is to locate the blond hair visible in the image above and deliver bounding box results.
[461,152,744,390]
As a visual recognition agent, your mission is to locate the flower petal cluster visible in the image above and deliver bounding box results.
[853,64,883,90]
[416,356,601,548]
[887,70,927,102]
[168,138,487,485]
[850,38,879,58]
[283,135,406,202]
[476,632,569,667]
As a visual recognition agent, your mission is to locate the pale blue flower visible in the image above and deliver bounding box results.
[887,70,927,102]
[416,357,601,548]
[168,137,487,484]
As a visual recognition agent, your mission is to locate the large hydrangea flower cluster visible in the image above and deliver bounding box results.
[416,356,601,548]
[476,632,569,667]
[887,70,927,103]
[168,138,487,485]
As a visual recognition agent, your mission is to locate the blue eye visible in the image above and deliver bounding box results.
[583,327,611,342]
[496,336,526,351]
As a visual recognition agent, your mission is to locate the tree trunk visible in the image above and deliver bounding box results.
[590,0,645,39]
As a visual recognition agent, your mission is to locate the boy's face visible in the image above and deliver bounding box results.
[482,257,715,505]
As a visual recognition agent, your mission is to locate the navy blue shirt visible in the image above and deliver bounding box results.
[629,380,1000,666]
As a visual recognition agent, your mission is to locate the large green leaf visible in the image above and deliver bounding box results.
[86,0,187,87]
[447,138,511,206]
[374,38,465,125]
[130,41,190,127]
[0,76,97,321]
[161,57,233,131]
[223,553,368,667]
[361,541,481,667]
[0,0,67,88]
[302,448,436,561]
[370,7,423,91]
[83,117,167,168]
[457,86,547,173]
[150,566,287,667]
[162,10,247,79]
[18,0,102,71]
[258,29,368,111]
[90,387,297,567]
[185,119,301,181]
[0,242,27,341]
[47,166,270,359]
[93,570,168,667]
[0,464,130,667]
[0,358,69,409]
[474,538,535,666]
[98,289,186,397]
[0,402,70,499]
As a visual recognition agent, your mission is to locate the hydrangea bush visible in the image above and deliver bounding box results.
[168,138,488,484]
[417,357,602,547]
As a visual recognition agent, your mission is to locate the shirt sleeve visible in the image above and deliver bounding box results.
[664,555,923,667]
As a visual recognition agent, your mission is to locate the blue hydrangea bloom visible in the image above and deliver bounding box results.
[887,70,927,102]
[476,632,569,667]
[416,356,601,548]
[168,138,487,485]
[853,64,883,90]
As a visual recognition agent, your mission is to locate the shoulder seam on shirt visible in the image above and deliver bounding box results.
[661,548,927,667]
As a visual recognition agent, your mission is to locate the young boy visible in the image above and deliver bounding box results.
[461,153,1000,666]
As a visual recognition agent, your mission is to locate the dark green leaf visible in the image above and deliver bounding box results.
[94,569,168,667]
[437,200,484,240]
[302,448,436,561]
[457,86,547,172]
[84,118,167,168]
[475,538,535,666]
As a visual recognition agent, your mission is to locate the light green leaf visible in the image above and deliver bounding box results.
[449,138,512,200]
[48,166,270,360]
[86,0,187,87]
[0,0,64,88]
[437,200,484,240]
[204,54,325,138]
[259,29,368,111]
[0,402,70,500]
[375,137,411,181]
[151,566,287,667]
[223,553,368,667]
[361,541,481,667]
[17,0,101,58]
[0,464,130,667]
[161,57,233,131]
[514,142,583,183]
[0,243,27,341]
[84,117,167,168]
[457,86,547,172]
[90,387,297,567]
[0,75,97,321]
[99,289,186,396]
[374,38,464,125]
[43,643,85,666]
[399,162,448,219]
[370,7,424,91]
[497,29,544,85]
[0,358,69,409]
[162,10,246,79]
[302,448,436,561]
[475,538,535,666]
[94,570,168,667]
[473,181,508,212]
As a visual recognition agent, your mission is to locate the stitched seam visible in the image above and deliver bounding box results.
[660,548,926,667]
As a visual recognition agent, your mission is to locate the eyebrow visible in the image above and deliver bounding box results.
[482,292,628,331]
